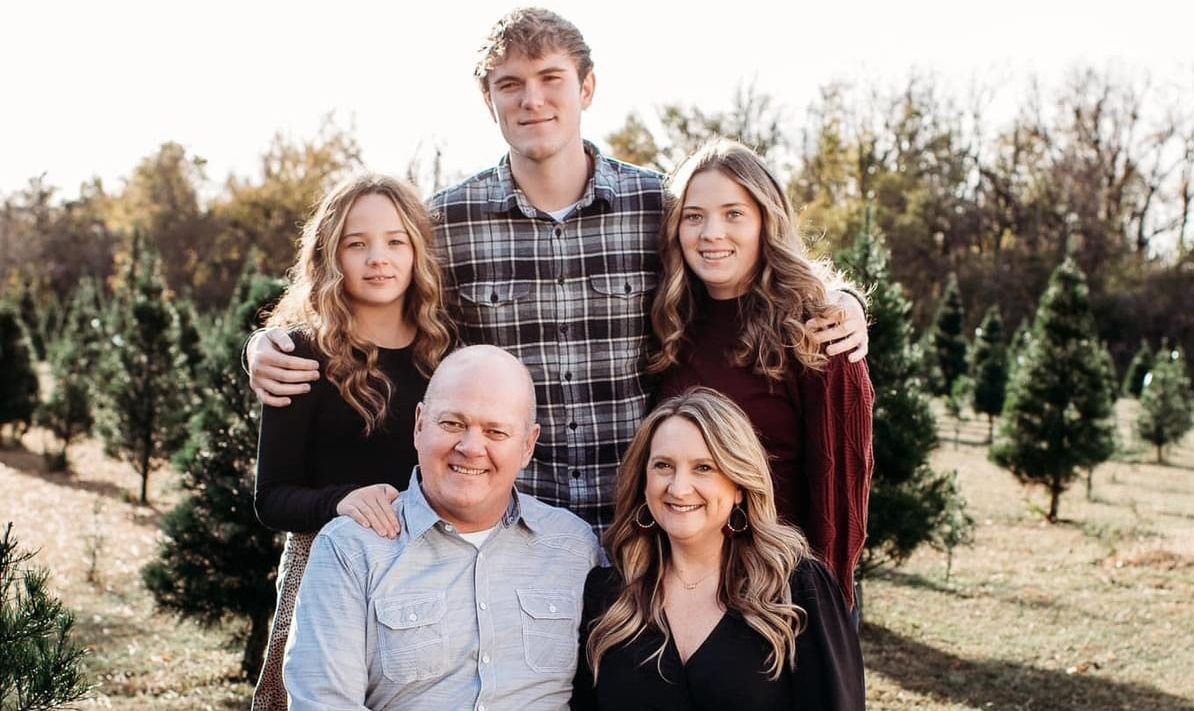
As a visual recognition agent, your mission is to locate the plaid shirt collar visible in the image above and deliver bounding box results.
[483,140,620,217]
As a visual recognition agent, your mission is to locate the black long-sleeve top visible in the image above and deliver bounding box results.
[571,559,866,711]
[253,334,427,533]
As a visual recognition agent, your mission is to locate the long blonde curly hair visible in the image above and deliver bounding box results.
[268,173,452,434]
[650,139,846,380]
[586,387,812,681]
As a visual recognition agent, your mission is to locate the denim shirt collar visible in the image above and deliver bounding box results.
[402,468,545,539]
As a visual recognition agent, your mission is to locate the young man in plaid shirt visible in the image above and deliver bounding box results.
[247,8,867,533]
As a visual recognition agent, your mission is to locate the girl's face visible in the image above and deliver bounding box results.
[644,416,742,552]
[336,193,415,311]
[677,169,763,300]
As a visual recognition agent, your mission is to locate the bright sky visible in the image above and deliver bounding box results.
[2,0,1190,199]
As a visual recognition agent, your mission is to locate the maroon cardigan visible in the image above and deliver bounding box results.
[658,295,875,608]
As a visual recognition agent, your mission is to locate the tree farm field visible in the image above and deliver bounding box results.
[1,400,1191,710]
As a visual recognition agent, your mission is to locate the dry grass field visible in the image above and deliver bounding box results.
[1,399,1191,710]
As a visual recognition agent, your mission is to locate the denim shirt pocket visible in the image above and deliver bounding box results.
[515,588,578,673]
[374,592,449,682]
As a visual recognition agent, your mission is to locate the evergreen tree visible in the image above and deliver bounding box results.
[1136,347,1193,463]
[991,259,1117,522]
[16,277,46,361]
[928,273,968,395]
[96,242,191,504]
[36,334,95,471]
[38,290,66,345]
[142,272,286,679]
[945,375,973,449]
[970,305,1009,442]
[35,280,108,470]
[0,523,90,709]
[929,471,975,583]
[0,305,40,446]
[1122,339,1153,398]
[838,210,954,571]
[174,296,206,383]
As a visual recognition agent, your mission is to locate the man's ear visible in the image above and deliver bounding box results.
[580,71,595,111]
[521,423,541,468]
[413,402,425,437]
[483,90,497,123]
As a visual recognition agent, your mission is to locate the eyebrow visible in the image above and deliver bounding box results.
[437,410,518,430]
[341,228,408,238]
[491,64,571,84]
[681,201,751,210]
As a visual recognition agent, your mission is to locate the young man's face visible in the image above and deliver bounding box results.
[484,49,594,165]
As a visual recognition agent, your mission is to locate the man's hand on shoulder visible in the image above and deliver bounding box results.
[249,327,321,407]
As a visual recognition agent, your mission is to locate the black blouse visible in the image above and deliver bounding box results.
[571,560,865,711]
[253,333,427,533]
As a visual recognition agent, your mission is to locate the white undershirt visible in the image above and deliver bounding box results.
[457,525,497,549]
[545,202,579,222]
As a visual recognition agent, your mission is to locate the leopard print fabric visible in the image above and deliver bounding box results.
[251,532,316,711]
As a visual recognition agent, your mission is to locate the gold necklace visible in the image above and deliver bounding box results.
[670,566,718,591]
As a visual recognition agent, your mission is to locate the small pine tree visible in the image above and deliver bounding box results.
[17,277,46,361]
[929,273,968,396]
[1136,348,1193,464]
[39,291,66,345]
[970,305,1009,442]
[34,280,108,470]
[838,209,952,571]
[945,376,973,449]
[142,273,287,679]
[96,242,192,504]
[36,331,95,470]
[991,259,1117,522]
[1122,340,1153,398]
[174,297,206,383]
[0,523,91,709]
[929,471,975,583]
[0,305,40,446]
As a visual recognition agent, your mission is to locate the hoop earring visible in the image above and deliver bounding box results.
[722,504,749,536]
[634,503,656,530]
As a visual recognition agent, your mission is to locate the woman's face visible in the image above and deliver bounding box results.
[677,169,763,300]
[336,193,415,311]
[644,416,742,551]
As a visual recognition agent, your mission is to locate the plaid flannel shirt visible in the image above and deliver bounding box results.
[429,142,663,532]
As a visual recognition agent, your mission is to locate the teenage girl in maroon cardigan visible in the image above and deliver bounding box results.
[650,139,875,609]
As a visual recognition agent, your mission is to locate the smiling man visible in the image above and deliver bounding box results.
[284,345,601,711]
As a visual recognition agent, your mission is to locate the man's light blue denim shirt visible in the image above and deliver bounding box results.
[284,472,602,711]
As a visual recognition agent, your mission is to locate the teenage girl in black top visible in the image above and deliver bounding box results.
[251,173,452,710]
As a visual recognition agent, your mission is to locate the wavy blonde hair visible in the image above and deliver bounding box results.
[651,139,847,380]
[268,173,452,434]
[586,387,812,682]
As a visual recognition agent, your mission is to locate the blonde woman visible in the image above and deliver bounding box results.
[651,140,874,609]
[251,173,451,709]
[572,387,864,710]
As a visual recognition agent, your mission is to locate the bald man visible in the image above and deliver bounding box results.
[284,346,601,711]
